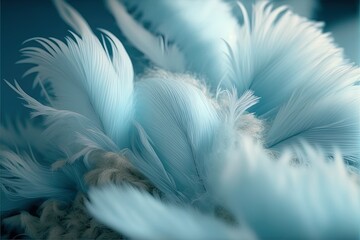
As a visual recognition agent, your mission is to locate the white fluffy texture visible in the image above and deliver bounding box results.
[87,185,256,240]
[208,134,360,239]
[2,193,121,239]
[115,0,240,89]
[17,0,134,153]
[216,90,262,139]
[84,150,152,191]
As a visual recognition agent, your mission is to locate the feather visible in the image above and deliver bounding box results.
[111,0,240,90]
[228,2,359,117]
[266,87,360,164]
[226,2,360,163]
[6,81,103,160]
[274,0,318,19]
[125,123,181,202]
[106,0,185,72]
[0,118,54,160]
[0,148,86,213]
[17,0,134,152]
[86,184,256,240]
[208,134,360,239]
[133,75,219,204]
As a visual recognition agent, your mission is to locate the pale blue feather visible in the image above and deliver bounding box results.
[111,0,240,90]
[229,2,359,118]
[208,134,360,239]
[18,0,134,151]
[0,148,86,213]
[133,76,219,204]
[87,184,256,240]
[106,0,186,72]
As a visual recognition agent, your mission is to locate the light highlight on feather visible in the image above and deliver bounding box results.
[19,0,134,152]
[87,184,256,240]
[208,134,360,239]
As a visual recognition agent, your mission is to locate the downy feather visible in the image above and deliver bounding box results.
[17,0,134,154]
[0,118,53,160]
[87,184,256,240]
[229,2,359,118]
[266,87,360,165]
[0,148,86,213]
[133,75,219,204]
[208,134,360,239]
[106,0,186,72]
[110,0,240,89]
[227,2,360,162]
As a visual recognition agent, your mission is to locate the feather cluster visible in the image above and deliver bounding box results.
[1,0,359,239]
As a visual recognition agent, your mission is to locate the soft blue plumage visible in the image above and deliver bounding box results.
[133,76,219,204]
[111,0,240,89]
[87,184,256,240]
[1,0,359,239]
[207,135,360,239]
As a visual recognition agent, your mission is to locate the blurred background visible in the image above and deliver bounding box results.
[1,0,359,124]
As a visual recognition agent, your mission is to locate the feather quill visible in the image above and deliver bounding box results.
[133,75,219,204]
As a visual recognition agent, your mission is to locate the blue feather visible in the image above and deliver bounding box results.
[133,74,219,204]
[208,134,360,239]
[17,0,134,153]
[228,2,359,118]
[0,148,86,213]
[87,184,256,240]
[106,0,186,72]
[110,0,240,90]
[266,87,360,165]
[225,2,360,163]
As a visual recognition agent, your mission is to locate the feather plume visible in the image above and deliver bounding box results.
[266,87,360,164]
[109,0,240,89]
[16,0,134,154]
[0,118,53,160]
[225,2,360,163]
[0,148,86,213]
[133,75,219,204]
[87,184,256,240]
[106,0,185,72]
[229,2,359,117]
[208,134,360,239]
